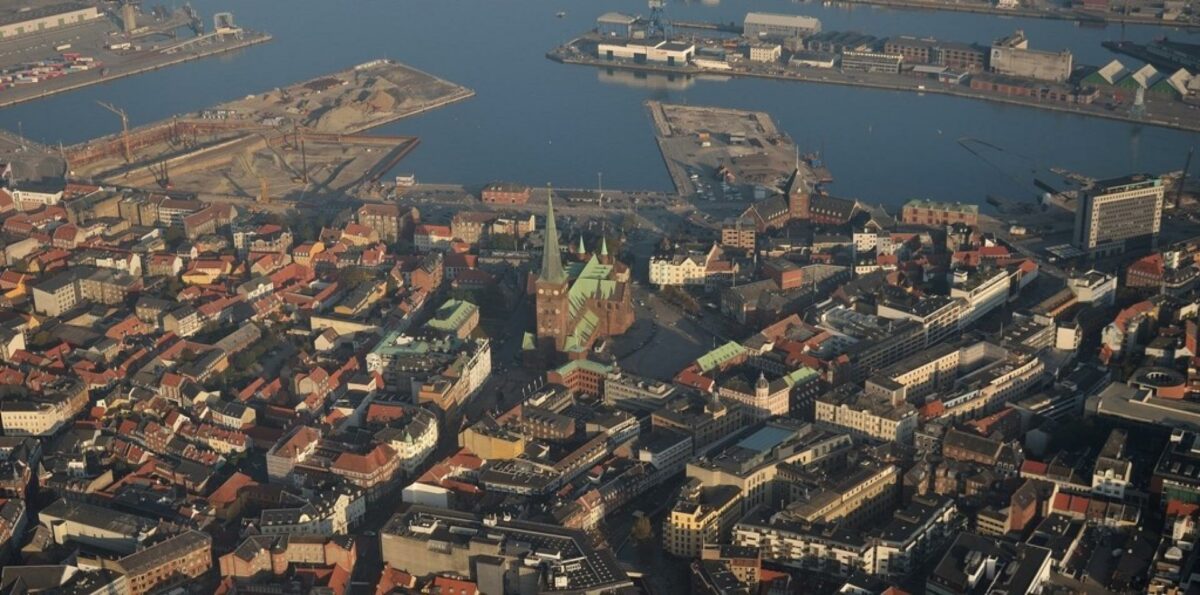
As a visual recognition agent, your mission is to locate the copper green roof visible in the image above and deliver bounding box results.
[696,341,746,373]
[426,299,478,333]
[555,358,613,376]
[565,309,600,352]
[566,256,617,320]
[782,366,819,387]
[539,192,567,285]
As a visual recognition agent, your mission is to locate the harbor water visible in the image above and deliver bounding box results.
[4,0,1200,207]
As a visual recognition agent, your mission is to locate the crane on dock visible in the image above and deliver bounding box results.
[647,0,670,39]
[237,154,269,204]
[147,160,170,189]
[97,101,133,163]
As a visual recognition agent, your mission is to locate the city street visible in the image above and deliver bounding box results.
[613,282,723,380]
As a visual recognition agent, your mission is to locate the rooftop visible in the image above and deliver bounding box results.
[383,506,630,592]
[903,199,980,215]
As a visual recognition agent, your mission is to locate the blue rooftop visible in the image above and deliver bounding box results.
[736,425,793,453]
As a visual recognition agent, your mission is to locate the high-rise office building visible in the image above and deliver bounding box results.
[1073,174,1164,255]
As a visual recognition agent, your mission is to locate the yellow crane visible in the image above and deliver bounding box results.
[237,154,269,204]
[97,101,133,163]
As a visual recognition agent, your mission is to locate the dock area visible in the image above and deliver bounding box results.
[63,59,473,205]
[551,32,1200,134]
[647,101,802,202]
[831,0,1199,28]
[0,6,271,108]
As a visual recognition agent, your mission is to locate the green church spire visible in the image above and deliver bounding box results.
[539,185,566,284]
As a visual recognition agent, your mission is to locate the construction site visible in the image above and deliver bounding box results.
[61,59,474,207]
[648,101,827,202]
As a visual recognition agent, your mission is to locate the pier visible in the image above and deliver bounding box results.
[549,36,1200,135]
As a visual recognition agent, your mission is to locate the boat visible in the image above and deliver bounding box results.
[556,11,566,18]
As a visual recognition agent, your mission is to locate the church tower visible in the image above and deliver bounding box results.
[786,148,811,221]
[535,191,570,354]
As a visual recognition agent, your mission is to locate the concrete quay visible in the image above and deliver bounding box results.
[832,0,1200,29]
[0,9,274,110]
[550,50,1200,134]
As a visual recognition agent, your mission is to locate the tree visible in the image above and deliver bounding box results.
[161,277,185,298]
[488,234,518,251]
[661,286,700,314]
[163,226,185,245]
[631,515,653,542]
[338,267,377,287]
[30,330,53,347]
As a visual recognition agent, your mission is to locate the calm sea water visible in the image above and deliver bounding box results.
[4,0,1200,206]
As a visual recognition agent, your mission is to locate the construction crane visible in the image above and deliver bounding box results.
[97,101,133,163]
[147,160,170,189]
[237,154,269,204]
[647,0,669,39]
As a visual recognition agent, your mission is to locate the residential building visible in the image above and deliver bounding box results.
[815,384,918,444]
[734,495,957,578]
[357,203,417,242]
[666,480,743,557]
[111,530,212,595]
[650,244,737,288]
[481,182,530,205]
[721,218,756,250]
[901,199,980,227]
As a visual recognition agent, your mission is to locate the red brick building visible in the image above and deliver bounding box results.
[901,199,979,227]
[530,199,634,362]
[481,182,530,205]
[763,258,804,290]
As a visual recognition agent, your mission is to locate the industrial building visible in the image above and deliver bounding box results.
[743,12,821,40]
[1073,174,1165,255]
[597,12,639,38]
[598,40,695,66]
[0,2,101,40]
[989,30,1073,83]
[841,50,903,75]
[749,43,782,63]
[885,37,986,71]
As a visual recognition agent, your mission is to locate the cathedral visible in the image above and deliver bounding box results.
[525,197,634,364]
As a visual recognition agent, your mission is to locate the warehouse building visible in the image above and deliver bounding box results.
[744,12,821,40]
[990,30,1073,83]
[597,12,639,38]
[0,3,101,39]
[598,40,695,66]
